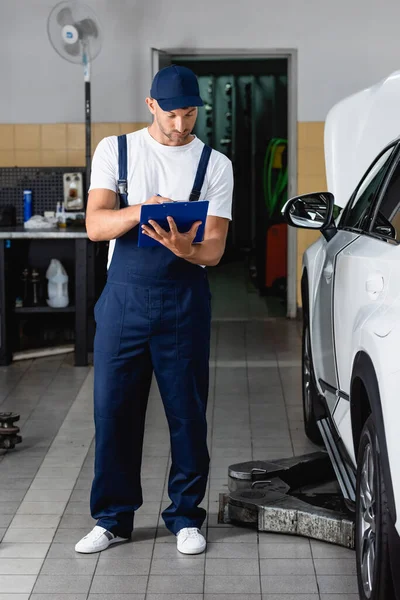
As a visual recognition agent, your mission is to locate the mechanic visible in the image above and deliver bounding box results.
[75,65,234,555]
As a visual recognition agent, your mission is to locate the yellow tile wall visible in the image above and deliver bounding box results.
[0,120,326,310]
[0,123,150,168]
[297,122,327,307]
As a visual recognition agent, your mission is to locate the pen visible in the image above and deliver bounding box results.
[156,194,178,203]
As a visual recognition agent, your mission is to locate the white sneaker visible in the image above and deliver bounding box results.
[75,525,129,554]
[176,527,206,555]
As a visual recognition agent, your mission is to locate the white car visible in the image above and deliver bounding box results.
[282,72,400,600]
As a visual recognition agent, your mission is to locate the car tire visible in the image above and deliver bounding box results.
[356,415,395,600]
[302,316,323,445]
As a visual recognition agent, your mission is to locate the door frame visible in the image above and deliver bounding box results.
[151,47,298,319]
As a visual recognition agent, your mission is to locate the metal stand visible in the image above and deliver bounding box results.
[0,413,22,450]
[220,452,355,549]
[0,241,11,365]
[74,238,88,366]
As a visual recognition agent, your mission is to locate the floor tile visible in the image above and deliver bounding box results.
[0,575,36,593]
[205,596,261,600]
[2,529,56,543]
[88,596,145,600]
[31,594,88,599]
[46,543,98,559]
[33,574,92,594]
[0,595,31,600]
[205,542,258,559]
[320,596,359,600]
[206,527,257,543]
[16,501,67,515]
[261,595,319,599]
[150,558,204,575]
[259,558,314,575]
[40,558,97,575]
[96,557,151,575]
[90,575,148,594]
[0,558,43,575]
[310,540,355,559]
[259,541,312,559]
[205,558,259,575]
[147,575,203,593]
[261,575,318,594]
[147,596,203,600]
[0,543,50,559]
[313,557,357,575]
[317,575,359,594]
[205,575,261,594]
[10,514,61,529]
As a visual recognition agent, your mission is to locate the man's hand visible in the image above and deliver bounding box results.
[141,216,202,259]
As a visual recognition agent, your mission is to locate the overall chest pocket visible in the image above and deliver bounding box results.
[94,283,127,356]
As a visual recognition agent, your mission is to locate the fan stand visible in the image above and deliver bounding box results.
[83,42,91,204]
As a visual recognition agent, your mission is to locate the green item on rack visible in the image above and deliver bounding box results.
[263,138,288,218]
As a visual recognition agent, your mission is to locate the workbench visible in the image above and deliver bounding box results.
[0,227,91,367]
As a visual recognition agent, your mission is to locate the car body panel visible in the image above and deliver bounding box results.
[301,72,400,539]
[325,70,400,208]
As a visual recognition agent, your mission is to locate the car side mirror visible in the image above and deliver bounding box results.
[281,192,337,241]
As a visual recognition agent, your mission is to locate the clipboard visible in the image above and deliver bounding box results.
[138,200,209,248]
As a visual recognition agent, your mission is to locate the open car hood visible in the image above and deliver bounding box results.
[324,71,400,207]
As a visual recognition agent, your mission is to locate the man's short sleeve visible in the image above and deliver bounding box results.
[89,136,118,192]
[206,154,234,221]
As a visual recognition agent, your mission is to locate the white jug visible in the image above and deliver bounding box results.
[46,259,69,308]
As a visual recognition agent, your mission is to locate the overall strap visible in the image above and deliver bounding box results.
[117,134,128,208]
[189,144,212,202]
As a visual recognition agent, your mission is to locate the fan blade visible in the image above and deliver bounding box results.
[56,6,73,26]
[64,40,81,57]
[75,18,98,39]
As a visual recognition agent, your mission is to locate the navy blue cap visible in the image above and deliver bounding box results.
[150,65,203,111]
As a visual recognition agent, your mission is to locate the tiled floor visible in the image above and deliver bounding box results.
[0,261,358,599]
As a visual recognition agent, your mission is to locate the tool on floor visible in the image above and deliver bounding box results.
[219,451,355,549]
[0,413,22,450]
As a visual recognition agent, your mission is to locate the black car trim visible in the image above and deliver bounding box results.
[388,512,400,599]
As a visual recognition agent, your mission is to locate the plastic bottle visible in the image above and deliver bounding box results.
[46,259,69,308]
[23,190,32,222]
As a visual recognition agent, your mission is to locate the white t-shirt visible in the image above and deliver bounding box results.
[89,127,234,267]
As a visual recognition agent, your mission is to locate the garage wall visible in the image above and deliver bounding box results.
[2,0,400,124]
[3,0,390,308]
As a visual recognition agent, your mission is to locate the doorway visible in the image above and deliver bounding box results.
[152,49,298,320]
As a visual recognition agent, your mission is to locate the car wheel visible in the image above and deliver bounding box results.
[302,318,323,445]
[356,415,395,600]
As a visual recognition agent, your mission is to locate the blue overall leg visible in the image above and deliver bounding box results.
[148,276,211,534]
[90,283,153,538]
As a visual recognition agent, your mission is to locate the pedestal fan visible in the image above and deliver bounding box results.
[47,1,102,201]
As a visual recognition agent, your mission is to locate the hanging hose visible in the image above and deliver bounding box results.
[263,138,288,218]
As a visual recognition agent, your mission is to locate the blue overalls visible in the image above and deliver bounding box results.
[90,135,213,537]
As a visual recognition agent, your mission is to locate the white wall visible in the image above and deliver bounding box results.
[2,0,400,123]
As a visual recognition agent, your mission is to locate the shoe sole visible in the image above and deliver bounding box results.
[75,536,130,554]
[177,543,206,555]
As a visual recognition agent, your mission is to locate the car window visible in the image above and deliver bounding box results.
[342,145,396,231]
[370,157,400,242]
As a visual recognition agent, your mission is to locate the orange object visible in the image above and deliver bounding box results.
[265,223,288,288]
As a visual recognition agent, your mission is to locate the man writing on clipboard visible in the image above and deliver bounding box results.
[75,65,233,555]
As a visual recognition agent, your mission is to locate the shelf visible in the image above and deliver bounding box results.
[14,306,75,314]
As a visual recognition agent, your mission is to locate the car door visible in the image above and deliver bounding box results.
[312,143,397,415]
[332,143,400,450]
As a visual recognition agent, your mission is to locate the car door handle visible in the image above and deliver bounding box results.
[366,274,385,295]
[323,264,334,282]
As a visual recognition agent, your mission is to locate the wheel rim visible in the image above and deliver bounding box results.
[358,443,377,598]
[303,324,312,423]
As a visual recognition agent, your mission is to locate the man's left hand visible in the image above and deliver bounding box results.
[141,216,202,259]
